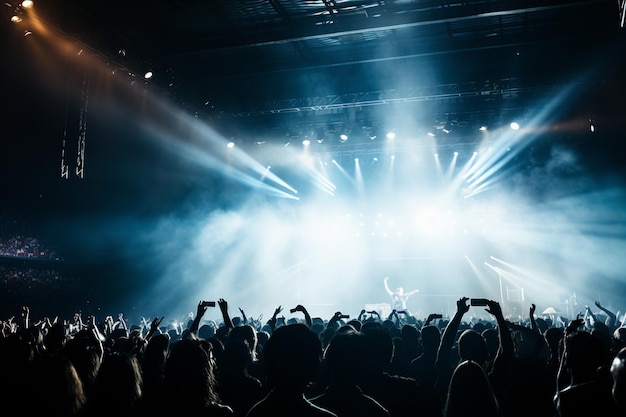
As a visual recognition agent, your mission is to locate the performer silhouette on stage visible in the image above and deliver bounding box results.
[384,276,419,314]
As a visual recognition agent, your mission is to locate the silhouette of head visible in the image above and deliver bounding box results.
[421,325,441,354]
[457,329,488,365]
[229,324,258,361]
[323,328,364,382]
[360,321,394,371]
[91,352,143,414]
[164,336,219,407]
[563,330,604,379]
[262,323,323,389]
[544,326,563,354]
[25,354,87,416]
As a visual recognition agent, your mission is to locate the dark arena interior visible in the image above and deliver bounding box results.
[1,0,626,324]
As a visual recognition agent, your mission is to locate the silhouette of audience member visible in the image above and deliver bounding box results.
[46,320,70,355]
[409,323,441,410]
[24,353,87,417]
[610,346,626,414]
[481,327,500,368]
[61,327,104,401]
[0,326,39,408]
[229,323,260,361]
[85,351,143,417]
[443,359,501,417]
[218,335,265,417]
[613,327,626,356]
[389,324,421,377]
[162,334,234,416]
[358,321,438,417]
[554,318,619,416]
[141,332,170,415]
[311,327,390,417]
[246,322,337,417]
[590,301,619,334]
[457,328,489,367]
[500,305,557,417]
[435,297,471,401]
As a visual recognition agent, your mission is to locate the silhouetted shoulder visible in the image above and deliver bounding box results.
[246,396,337,417]
[209,401,235,416]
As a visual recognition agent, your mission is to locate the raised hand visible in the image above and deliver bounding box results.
[566,317,584,335]
[425,313,442,325]
[486,299,503,318]
[196,300,210,318]
[151,316,164,332]
[456,297,470,315]
[218,298,228,313]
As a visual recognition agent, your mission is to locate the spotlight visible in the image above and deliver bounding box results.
[226,142,235,149]
[340,134,348,142]
[21,1,33,8]
[479,126,487,131]
[510,122,520,130]
[11,15,22,23]
[144,70,153,79]
[386,132,396,140]
[302,139,311,146]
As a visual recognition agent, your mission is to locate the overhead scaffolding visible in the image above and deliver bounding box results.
[60,68,89,179]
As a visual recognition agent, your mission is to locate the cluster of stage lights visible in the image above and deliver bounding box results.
[8,1,158,83]
[7,0,34,36]
[223,122,525,149]
[6,6,532,138]
[6,0,149,84]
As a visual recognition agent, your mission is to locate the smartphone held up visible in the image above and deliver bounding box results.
[200,301,217,307]
[470,298,489,306]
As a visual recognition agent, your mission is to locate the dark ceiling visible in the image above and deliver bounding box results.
[5,0,626,150]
